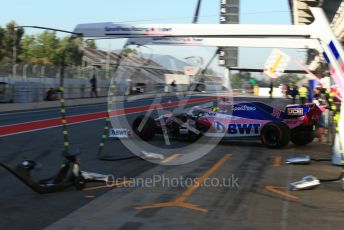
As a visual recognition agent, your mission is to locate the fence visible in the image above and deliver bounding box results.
[0,63,112,80]
[0,63,225,103]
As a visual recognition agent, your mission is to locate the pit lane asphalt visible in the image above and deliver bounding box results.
[0,93,223,230]
[2,96,339,230]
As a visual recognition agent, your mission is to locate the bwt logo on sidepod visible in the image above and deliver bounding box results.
[228,124,260,134]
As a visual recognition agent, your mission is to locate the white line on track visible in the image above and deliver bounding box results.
[0,96,179,116]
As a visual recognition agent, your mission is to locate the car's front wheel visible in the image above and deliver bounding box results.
[260,122,290,148]
[132,115,156,141]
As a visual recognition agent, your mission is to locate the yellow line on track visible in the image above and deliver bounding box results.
[265,185,299,200]
[84,195,96,199]
[82,179,132,192]
[136,154,231,212]
[273,156,282,167]
[175,154,231,203]
[161,153,181,164]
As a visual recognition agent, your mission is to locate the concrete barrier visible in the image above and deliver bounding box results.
[0,76,110,102]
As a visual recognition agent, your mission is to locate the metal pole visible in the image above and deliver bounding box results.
[12,26,17,78]
[223,67,230,92]
[192,0,202,24]
[106,43,111,79]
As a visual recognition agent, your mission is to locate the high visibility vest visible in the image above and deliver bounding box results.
[299,87,308,98]
[253,85,259,96]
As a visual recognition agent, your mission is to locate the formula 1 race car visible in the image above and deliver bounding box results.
[132,101,323,148]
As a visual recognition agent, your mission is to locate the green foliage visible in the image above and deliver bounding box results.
[230,73,243,89]
[0,26,4,61]
[19,35,36,63]
[122,48,137,55]
[59,37,83,66]
[31,31,60,64]
[229,72,302,89]
[230,72,259,89]
[241,72,251,81]
[85,40,96,49]
[273,73,301,85]
[0,21,83,66]
[202,68,214,75]
[1,21,24,63]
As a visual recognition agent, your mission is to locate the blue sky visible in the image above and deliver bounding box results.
[0,0,303,73]
[0,0,292,29]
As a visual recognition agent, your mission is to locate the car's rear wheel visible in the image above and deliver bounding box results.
[260,122,290,148]
[290,126,314,146]
[188,127,202,142]
[196,84,205,92]
[132,115,156,141]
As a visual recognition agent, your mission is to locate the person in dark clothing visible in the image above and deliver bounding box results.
[313,86,327,142]
[269,81,273,99]
[90,72,98,97]
[170,80,176,92]
[45,88,58,101]
[286,84,291,98]
[291,85,298,104]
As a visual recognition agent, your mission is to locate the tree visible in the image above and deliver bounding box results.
[31,30,60,64]
[0,26,4,61]
[273,73,301,85]
[241,71,251,81]
[58,37,83,66]
[19,31,83,66]
[122,47,137,56]
[229,73,243,89]
[19,35,36,63]
[202,67,215,75]
[2,21,24,63]
[0,21,90,66]
[85,40,96,49]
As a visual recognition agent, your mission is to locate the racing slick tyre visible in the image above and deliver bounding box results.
[260,122,290,148]
[188,129,202,142]
[290,126,315,146]
[196,84,205,92]
[132,115,156,141]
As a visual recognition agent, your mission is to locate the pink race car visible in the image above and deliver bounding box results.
[132,101,323,148]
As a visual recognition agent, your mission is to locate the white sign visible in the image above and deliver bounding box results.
[184,66,200,76]
[165,74,190,84]
[263,49,290,79]
[127,37,317,49]
[109,128,130,138]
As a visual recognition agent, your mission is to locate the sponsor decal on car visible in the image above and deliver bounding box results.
[206,112,217,116]
[109,128,131,138]
[233,105,256,111]
[271,108,282,118]
[228,124,260,134]
[214,121,226,133]
[287,108,303,115]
